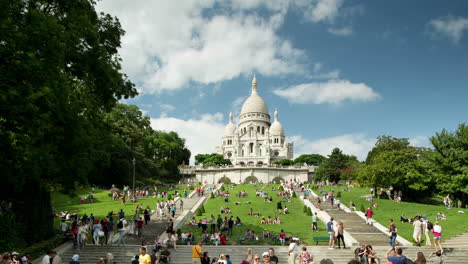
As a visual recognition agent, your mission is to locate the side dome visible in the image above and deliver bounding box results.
[224,112,236,136]
[270,109,284,135]
[240,76,269,116]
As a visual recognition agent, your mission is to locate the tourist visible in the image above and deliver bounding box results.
[260,252,271,264]
[51,251,62,264]
[432,221,443,253]
[355,245,367,263]
[312,212,318,232]
[317,197,322,210]
[217,215,223,230]
[349,200,356,211]
[288,238,299,264]
[171,232,178,250]
[138,247,151,264]
[413,216,423,246]
[144,209,150,225]
[117,217,127,245]
[60,219,68,234]
[365,245,380,264]
[131,255,139,264]
[192,241,203,264]
[105,253,114,264]
[93,220,103,245]
[327,217,335,249]
[107,218,114,245]
[277,201,283,213]
[388,220,398,248]
[245,248,254,263]
[149,250,157,264]
[336,221,345,249]
[384,247,406,264]
[98,258,106,264]
[252,255,262,264]
[299,247,312,264]
[225,255,232,264]
[414,252,426,264]
[423,217,432,246]
[427,251,443,264]
[201,252,210,264]
[268,248,278,264]
[279,230,286,245]
[220,232,227,245]
[159,247,170,264]
[70,254,80,264]
[42,251,55,264]
[137,217,144,237]
[218,254,227,264]
[365,207,374,226]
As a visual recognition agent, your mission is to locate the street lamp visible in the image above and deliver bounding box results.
[132,157,136,199]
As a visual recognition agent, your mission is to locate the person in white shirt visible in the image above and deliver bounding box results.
[117,217,127,245]
[42,251,54,264]
[288,238,299,264]
[60,220,68,233]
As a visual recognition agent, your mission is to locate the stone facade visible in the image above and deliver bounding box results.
[217,76,293,165]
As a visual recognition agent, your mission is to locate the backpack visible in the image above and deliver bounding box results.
[117,220,123,229]
[427,221,433,230]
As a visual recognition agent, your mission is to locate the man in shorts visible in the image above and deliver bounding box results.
[327,217,335,249]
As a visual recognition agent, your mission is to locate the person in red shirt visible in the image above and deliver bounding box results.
[365,207,374,226]
[137,217,144,237]
[220,232,227,245]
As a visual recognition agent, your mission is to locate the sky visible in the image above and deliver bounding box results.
[96,0,468,163]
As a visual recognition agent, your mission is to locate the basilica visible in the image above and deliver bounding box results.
[217,76,293,165]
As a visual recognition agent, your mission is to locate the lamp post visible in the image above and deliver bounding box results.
[132,157,136,198]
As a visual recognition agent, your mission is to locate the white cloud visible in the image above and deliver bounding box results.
[273,80,380,104]
[160,104,175,112]
[295,0,344,23]
[96,0,307,93]
[328,26,353,36]
[290,134,376,160]
[150,113,226,164]
[428,16,468,43]
[409,136,430,147]
[309,70,340,79]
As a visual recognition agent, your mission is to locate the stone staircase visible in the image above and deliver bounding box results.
[60,244,468,264]
[442,232,468,248]
[310,198,390,246]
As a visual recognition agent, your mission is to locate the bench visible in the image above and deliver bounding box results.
[313,236,329,245]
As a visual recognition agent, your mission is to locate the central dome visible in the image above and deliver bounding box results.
[240,76,269,116]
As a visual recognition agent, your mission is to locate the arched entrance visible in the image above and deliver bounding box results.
[239,162,245,166]
[257,161,263,165]
[244,176,259,184]
[218,176,232,184]
[247,161,254,166]
[271,176,285,184]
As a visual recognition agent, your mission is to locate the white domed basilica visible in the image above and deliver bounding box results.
[217,76,293,165]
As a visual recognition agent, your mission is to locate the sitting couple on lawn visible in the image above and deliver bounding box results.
[260,216,281,224]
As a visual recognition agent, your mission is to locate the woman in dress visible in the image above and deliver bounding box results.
[299,246,313,264]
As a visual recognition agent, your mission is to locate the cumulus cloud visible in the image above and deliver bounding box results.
[96,0,361,93]
[150,113,226,164]
[290,134,376,160]
[273,80,380,104]
[328,26,353,36]
[428,16,468,43]
[160,104,175,112]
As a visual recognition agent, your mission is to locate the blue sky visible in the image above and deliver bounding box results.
[97,0,468,162]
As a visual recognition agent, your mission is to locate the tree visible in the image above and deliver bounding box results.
[273,159,295,166]
[195,153,231,167]
[358,136,432,200]
[315,148,355,182]
[427,124,468,207]
[294,154,327,166]
[0,0,135,248]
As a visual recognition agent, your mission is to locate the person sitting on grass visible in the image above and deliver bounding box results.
[278,230,286,245]
[263,230,271,238]
[261,217,266,224]
[267,216,272,224]
[284,207,289,214]
[235,217,242,226]
[249,208,254,216]
[189,217,197,226]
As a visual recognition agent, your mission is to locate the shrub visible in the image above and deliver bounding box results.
[303,205,307,213]
[220,186,225,192]
[196,209,202,216]
[278,186,284,191]
[307,207,312,216]
[292,192,297,198]
[167,194,173,200]
[189,185,195,190]
[200,205,206,213]
[360,204,366,213]
[310,184,317,190]
[176,229,182,237]
[210,192,215,199]
[336,191,342,198]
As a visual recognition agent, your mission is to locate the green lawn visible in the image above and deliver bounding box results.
[51,184,198,222]
[180,184,328,245]
[316,185,467,243]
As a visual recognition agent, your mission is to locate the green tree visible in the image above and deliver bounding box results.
[195,153,231,167]
[427,124,468,207]
[294,154,327,166]
[358,136,432,200]
[315,148,355,182]
[0,0,135,248]
[273,159,295,166]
